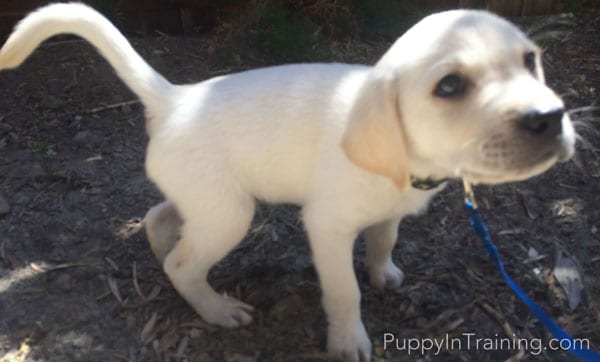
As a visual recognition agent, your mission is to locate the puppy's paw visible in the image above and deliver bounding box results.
[201,296,254,328]
[370,259,404,290]
[328,321,372,362]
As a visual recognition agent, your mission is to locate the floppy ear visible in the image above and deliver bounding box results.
[341,70,410,190]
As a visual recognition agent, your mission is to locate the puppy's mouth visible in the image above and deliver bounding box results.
[461,155,556,184]
[458,138,572,185]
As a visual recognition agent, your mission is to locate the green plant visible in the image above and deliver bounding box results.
[257,4,328,62]
[343,0,424,41]
[562,0,586,13]
[210,0,426,64]
[213,1,334,64]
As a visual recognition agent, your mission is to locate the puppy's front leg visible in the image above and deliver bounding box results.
[304,212,371,361]
[365,218,404,290]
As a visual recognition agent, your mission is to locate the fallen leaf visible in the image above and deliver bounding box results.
[225,352,257,362]
[553,250,583,311]
[175,335,189,359]
[528,247,539,260]
[141,312,158,343]
[107,277,123,304]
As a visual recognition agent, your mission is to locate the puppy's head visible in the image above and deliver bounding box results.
[343,10,575,188]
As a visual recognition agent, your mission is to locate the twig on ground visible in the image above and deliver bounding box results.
[84,100,139,114]
[30,261,90,272]
[133,261,147,301]
[478,301,525,362]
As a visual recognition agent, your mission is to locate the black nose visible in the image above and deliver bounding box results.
[518,109,564,137]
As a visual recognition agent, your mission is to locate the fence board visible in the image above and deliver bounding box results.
[522,0,558,15]
[488,0,523,16]
[0,0,583,41]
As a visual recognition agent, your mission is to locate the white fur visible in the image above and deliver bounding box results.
[0,4,575,361]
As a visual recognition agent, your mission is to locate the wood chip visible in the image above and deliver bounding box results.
[524,247,547,263]
[145,285,162,302]
[152,339,161,360]
[116,217,144,239]
[0,194,9,216]
[498,228,525,236]
[105,257,119,271]
[132,262,146,301]
[446,317,464,331]
[175,335,189,360]
[141,312,158,344]
[84,99,139,114]
[553,250,583,311]
[107,277,124,304]
[478,301,524,361]
[96,290,112,301]
[30,261,88,272]
[518,190,536,219]
[224,352,258,362]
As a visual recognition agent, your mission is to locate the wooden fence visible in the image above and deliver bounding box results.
[0,0,591,40]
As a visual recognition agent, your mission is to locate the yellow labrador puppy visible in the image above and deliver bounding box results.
[0,3,574,360]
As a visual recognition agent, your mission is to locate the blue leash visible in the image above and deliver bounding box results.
[463,180,600,362]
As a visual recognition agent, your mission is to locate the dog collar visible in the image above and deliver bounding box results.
[410,176,447,190]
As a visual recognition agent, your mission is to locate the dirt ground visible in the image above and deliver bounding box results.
[0,9,599,362]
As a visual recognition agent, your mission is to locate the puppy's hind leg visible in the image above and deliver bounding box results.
[144,201,182,263]
[365,218,404,290]
[163,188,255,328]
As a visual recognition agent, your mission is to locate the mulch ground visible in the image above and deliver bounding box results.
[0,8,599,362]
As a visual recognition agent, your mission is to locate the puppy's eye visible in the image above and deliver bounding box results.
[434,73,467,98]
[524,51,536,74]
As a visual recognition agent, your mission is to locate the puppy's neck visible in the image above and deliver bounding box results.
[406,155,452,188]
[410,175,447,190]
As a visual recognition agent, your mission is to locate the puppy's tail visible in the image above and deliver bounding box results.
[0,3,172,119]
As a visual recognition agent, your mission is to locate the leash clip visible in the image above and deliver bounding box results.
[462,179,478,209]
